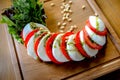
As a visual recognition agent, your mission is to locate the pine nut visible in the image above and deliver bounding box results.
[50,3,55,7]
[69,1,72,4]
[57,22,61,26]
[82,5,86,9]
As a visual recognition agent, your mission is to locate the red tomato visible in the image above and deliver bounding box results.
[83,28,102,50]
[86,20,107,36]
[74,31,90,58]
[45,33,62,64]
[60,32,74,60]
[24,29,39,47]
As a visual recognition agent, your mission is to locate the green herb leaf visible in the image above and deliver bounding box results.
[0,16,16,26]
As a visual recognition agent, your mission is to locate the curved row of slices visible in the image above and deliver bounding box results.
[21,16,107,64]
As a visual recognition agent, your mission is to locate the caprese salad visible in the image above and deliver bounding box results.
[21,16,107,64]
[0,0,107,64]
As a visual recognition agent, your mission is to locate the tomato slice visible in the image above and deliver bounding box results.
[24,29,39,47]
[34,32,47,58]
[74,31,90,58]
[45,33,62,64]
[60,32,74,60]
[86,20,107,36]
[83,28,102,50]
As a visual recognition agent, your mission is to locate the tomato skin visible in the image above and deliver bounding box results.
[60,32,74,60]
[83,28,102,50]
[45,33,62,64]
[86,20,107,36]
[74,31,90,58]
[34,37,39,57]
[24,29,39,47]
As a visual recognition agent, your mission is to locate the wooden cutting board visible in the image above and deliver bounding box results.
[1,0,120,80]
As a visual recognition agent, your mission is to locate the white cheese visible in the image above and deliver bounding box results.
[27,35,38,59]
[89,16,105,31]
[37,34,51,62]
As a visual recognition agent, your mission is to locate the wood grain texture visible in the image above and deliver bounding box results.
[0,25,21,80]
[0,0,120,80]
[67,58,120,80]
[0,0,22,80]
[0,25,15,80]
[96,0,120,39]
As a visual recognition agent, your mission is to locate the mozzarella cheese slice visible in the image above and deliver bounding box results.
[52,34,69,62]
[27,34,38,59]
[22,23,33,41]
[66,35,85,61]
[89,16,105,31]
[37,34,51,62]
[80,31,98,57]
[85,25,106,46]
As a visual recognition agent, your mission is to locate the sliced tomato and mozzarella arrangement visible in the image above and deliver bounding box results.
[21,16,107,64]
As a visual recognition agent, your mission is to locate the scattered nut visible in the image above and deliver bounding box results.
[65,4,70,8]
[68,25,77,32]
[62,22,67,26]
[68,29,73,32]
[69,1,73,4]
[95,13,99,17]
[65,16,69,20]
[63,9,66,13]
[66,13,70,17]
[50,3,55,7]
[69,9,73,13]
[57,22,61,26]
[63,13,66,17]
[62,17,66,21]
[82,5,86,9]
[60,26,65,29]
[61,6,64,9]
[68,18,72,22]
[70,25,74,28]
[62,0,65,2]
